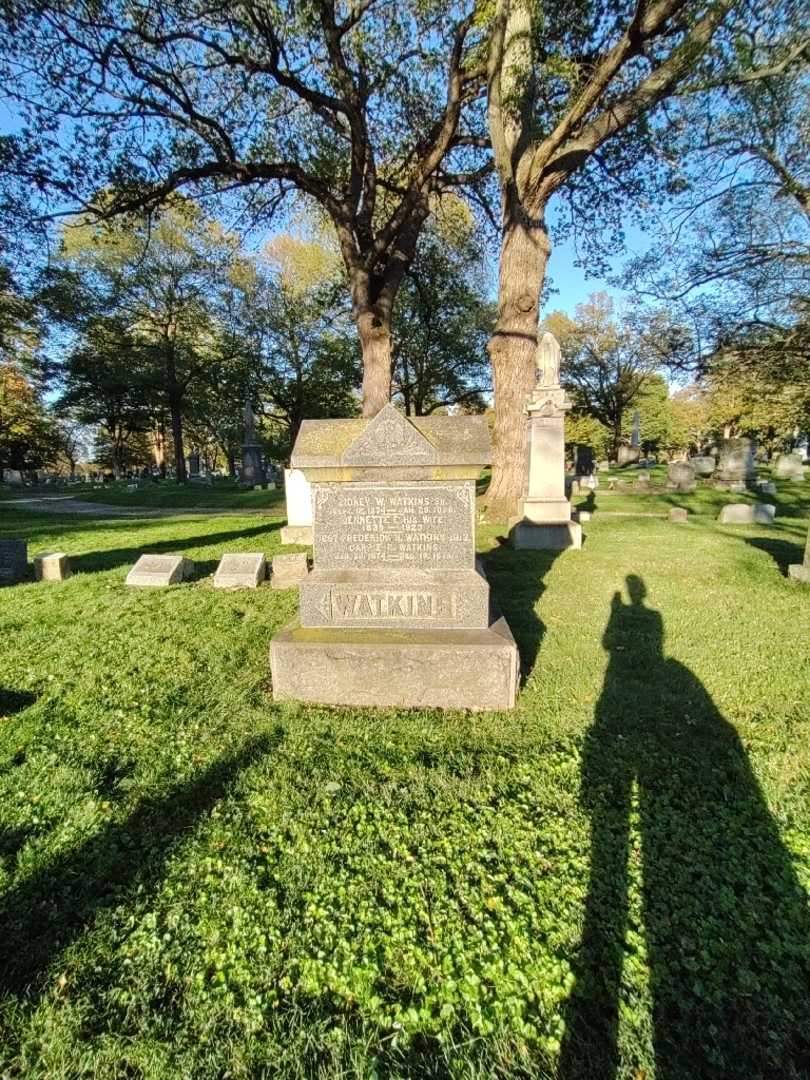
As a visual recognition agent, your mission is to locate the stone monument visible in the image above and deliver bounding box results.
[240,399,266,489]
[774,453,806,481]
[690,455,716,478]
[187,452,201,478]
[271,552,309,589]
[717,437,757,484]
[126,554,194,586]
[788,524,810,584]
[718,503,775,525]
[270,404,519,710]
[0,540,27,585]
[280,468,313,545]
[34,552,71,581]
[214,553,266,589]
[510,332,582,551]
[666,461,696,492]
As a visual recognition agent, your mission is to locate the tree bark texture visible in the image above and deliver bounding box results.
[485,200,550,523]
[357,308,393,418]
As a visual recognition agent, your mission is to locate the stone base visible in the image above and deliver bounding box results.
[788,564,810,584]
[34,552,71,581]
[510,520,582,551]
[280,525,313,545]
[270,616,519,710]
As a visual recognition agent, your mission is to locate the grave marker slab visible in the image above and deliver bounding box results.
[0,540,27,585]
[214,552,266,589]
[271,552,309,589]
[669,508,688,523]
[718,503,775,525]
[34,552,71,581]
[126,554,193,587]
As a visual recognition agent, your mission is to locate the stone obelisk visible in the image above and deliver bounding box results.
[510,331,582,550]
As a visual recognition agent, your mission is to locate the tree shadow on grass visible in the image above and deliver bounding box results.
[744,535,804,577]
[482,546,562,683]
[0,688,36,716]
[72,522,283,575]
[558,575,810,1080]
[0,731,279,1004]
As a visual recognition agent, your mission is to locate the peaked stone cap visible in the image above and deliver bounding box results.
[291,404,491,469]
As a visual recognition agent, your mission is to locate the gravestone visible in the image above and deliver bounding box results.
[774,453,806,481]
[281,468,313,545]
[757,480,777,496]
[617,444,640,467]
[669,507,688,523]
[667,461,696,492]
[187,452,201,478]
[0,540,27,584]
[214,552,266,589]
[271,552,309,589]
[126,554,193,586]
[690,455,716,477]
[718,503,775,525]
[788,524,810,584]
[241,399,266,488]
[510,333,582,551]
[717,437,757,483]
[34,552,71,581]
[573,444,595,476]
[270,404,519,709]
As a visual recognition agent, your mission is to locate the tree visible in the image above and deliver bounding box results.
[0,360,56,475]
[250,236,360,459]
[482,0,806,518]
[0,0,491,416]
[551,293,691,457]
[57,317,153,478]
[48,202,246,482]
[392,210,492,416]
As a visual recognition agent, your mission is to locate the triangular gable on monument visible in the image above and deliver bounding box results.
[342,403,438,466]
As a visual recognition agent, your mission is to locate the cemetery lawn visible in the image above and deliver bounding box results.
[1,492,809,1079]
[0,480,286,512]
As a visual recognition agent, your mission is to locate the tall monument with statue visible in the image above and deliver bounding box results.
[510,331,582,550]
[240,398,266,488]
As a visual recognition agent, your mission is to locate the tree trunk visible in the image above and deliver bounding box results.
[357,308,393,418]
[165,341,186,484]
[485,201,551,523]
[612,413,624,459]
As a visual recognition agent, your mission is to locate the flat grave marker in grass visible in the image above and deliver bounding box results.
[125,553,193,587]
[213,552,266,589]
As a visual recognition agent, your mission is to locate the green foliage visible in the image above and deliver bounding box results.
[0,487,809,1077]
[392,213,493,415]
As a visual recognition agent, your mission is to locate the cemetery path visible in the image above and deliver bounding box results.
[3,494,281,518]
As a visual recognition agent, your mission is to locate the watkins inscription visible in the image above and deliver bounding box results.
[313,482,474,570]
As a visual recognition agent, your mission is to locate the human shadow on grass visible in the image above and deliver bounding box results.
[744,535,805,577]
[0,687,36,716]
[72,522,282,574]
[558,575,810,1080]
[482,546,562,682]
[0,732,278,1004]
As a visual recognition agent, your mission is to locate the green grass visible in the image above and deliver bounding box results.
[1,490,809,1079]
[1,479,286,512]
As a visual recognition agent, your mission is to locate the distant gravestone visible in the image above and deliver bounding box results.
[667,462,696,492]
[0,540,27,585]
[788,524,810,584]
[718,503,775,525]
[617,444,641,467]
[214,552,266,589]
[271,552,309,589]
[281,468,314,545]
[573,444,595,476]
[690,455,716,477]
[717,437,757,483]
[774,453,806,481]
[757,480,777,496]
[669,507,688,523]
[126,554,193,587]
[34,552,71,581]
